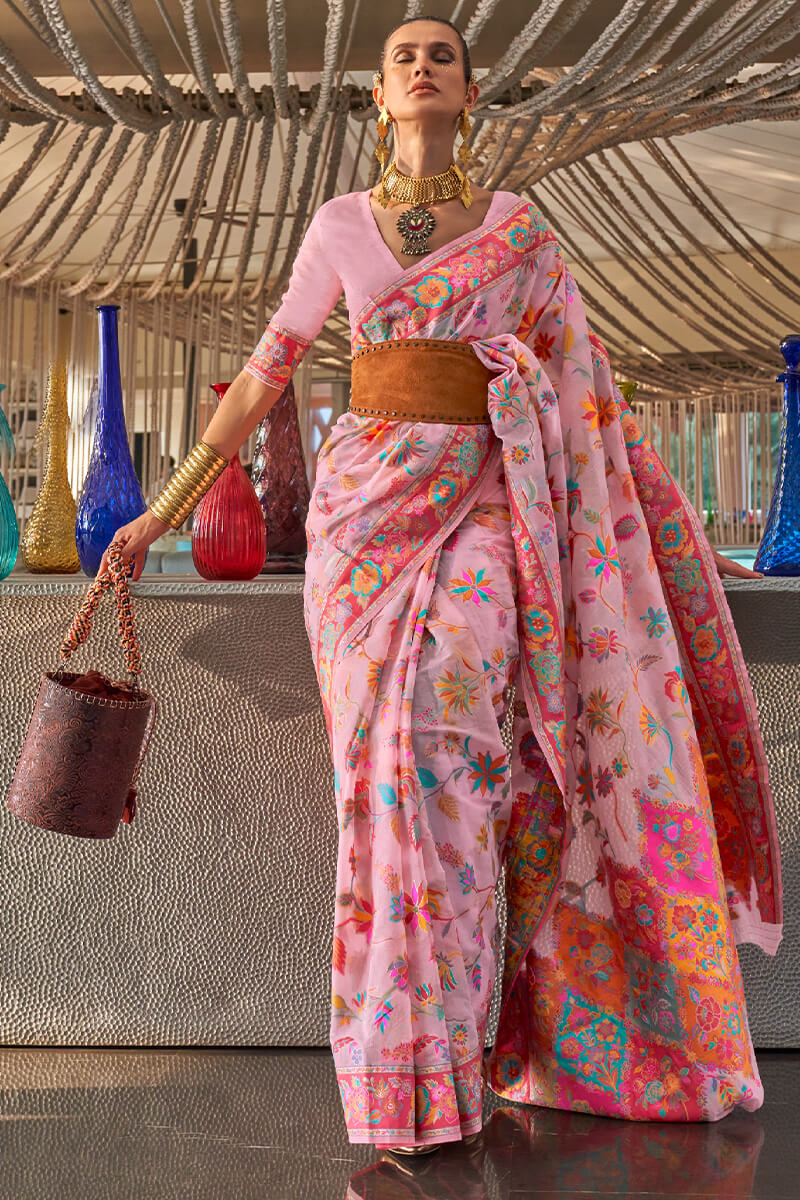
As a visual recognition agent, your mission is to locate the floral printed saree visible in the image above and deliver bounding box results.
[244,189,782,1147]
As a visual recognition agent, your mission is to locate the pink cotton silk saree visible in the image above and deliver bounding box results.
[243,189,782,1146]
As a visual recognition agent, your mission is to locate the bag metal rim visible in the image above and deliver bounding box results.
[43,669,154,710]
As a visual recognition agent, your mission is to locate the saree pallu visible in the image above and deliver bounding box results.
[299,202,782,1147]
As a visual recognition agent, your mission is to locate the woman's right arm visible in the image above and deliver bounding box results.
[98,369,285,582]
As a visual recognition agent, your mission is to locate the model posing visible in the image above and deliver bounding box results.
[105,15,782,1159]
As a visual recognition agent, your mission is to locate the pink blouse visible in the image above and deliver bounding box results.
[243,187,522,390]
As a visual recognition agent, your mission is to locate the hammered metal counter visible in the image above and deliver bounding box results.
[0,573,797,1048]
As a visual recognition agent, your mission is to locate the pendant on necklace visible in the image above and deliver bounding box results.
[395,204,436,256]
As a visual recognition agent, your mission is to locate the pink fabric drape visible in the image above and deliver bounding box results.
[246,191,782,1146]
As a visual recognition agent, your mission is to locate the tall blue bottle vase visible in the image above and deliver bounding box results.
[75,304,147,577]
[755,335,800,575]
[0,383,19,579]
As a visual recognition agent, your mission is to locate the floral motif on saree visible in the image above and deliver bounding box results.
[244,321,311,389]
[293,194,782,1144]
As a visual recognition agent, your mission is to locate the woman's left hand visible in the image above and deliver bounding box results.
[711,547,764,579]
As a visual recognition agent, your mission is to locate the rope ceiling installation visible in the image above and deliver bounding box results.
[0,0,798,515]
[0,5,795,334]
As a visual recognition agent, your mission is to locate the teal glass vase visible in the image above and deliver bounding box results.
[0,383,18,579]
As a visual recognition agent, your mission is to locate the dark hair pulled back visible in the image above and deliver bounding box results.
[377,15,472,89]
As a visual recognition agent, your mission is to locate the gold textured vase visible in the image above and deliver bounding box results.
[20,361,80,573]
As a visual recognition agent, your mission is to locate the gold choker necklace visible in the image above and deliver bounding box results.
[381,160,466,206]
[379,160,472,256]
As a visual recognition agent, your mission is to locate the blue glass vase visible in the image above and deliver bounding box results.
[755,335,800,575]
[75,304,147,577]
[0,383,19,579]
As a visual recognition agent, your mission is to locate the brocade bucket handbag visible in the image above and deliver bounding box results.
[6,542,157,838]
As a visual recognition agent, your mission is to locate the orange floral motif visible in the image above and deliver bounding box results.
[533,330,556,361]
[596,394,619,426]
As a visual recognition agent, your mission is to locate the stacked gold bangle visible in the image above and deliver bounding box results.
[148,440,229,529]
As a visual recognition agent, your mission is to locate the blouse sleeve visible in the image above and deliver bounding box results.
[243,206,343,390]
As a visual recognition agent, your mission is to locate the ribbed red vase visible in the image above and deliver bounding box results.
[191,383,267,580]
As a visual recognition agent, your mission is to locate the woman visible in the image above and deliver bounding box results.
[106,15,782,1157]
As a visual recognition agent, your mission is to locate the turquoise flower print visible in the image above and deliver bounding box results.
[587,535,621,582]
[524,606,555,643]
[413,274,453,308]
[428,474,459,510]
[529,207,549,234]
[351,559,383,597]
[672,557,705,592]
[379,434,427,472]
[655,515,688,556]
[576,759,594,803]
[504,221,529,250]
[363,313,391,341]
[452,1022,469,1050]
[458,861,477,894]
[662,819,682,844]
[539,385,557,413]
[374,999,393,1033]
[458,439,480,473]
[449,567,497,605]
[640,606,668,638]
[724,1006,742,1037]
[491,378,516,418]
[691,625,722,663]
[497,1052,524,1087]
[639,706,662,743]
[467,750,507,795]
[531,649,560,684]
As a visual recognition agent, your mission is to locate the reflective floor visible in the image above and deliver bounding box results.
[0,1047,796,1199]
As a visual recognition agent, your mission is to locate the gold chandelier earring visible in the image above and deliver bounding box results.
[374,101,393,208]
[453,102,474,209]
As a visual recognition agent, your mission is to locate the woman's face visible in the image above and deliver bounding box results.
[374,21,477,125]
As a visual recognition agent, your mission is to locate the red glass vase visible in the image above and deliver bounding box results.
[191,383,267,580]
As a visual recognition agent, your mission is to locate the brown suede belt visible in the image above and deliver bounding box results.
[349,338,492,424]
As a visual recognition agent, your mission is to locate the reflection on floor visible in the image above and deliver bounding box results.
[0,1047,795,1199]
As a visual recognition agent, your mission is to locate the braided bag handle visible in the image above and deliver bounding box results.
[60,541,143,682]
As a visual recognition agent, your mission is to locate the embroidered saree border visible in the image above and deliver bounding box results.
[243,320,311,389]
[609,378,781,933]
[351,198,540,348]
[336,1049,483,1144]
